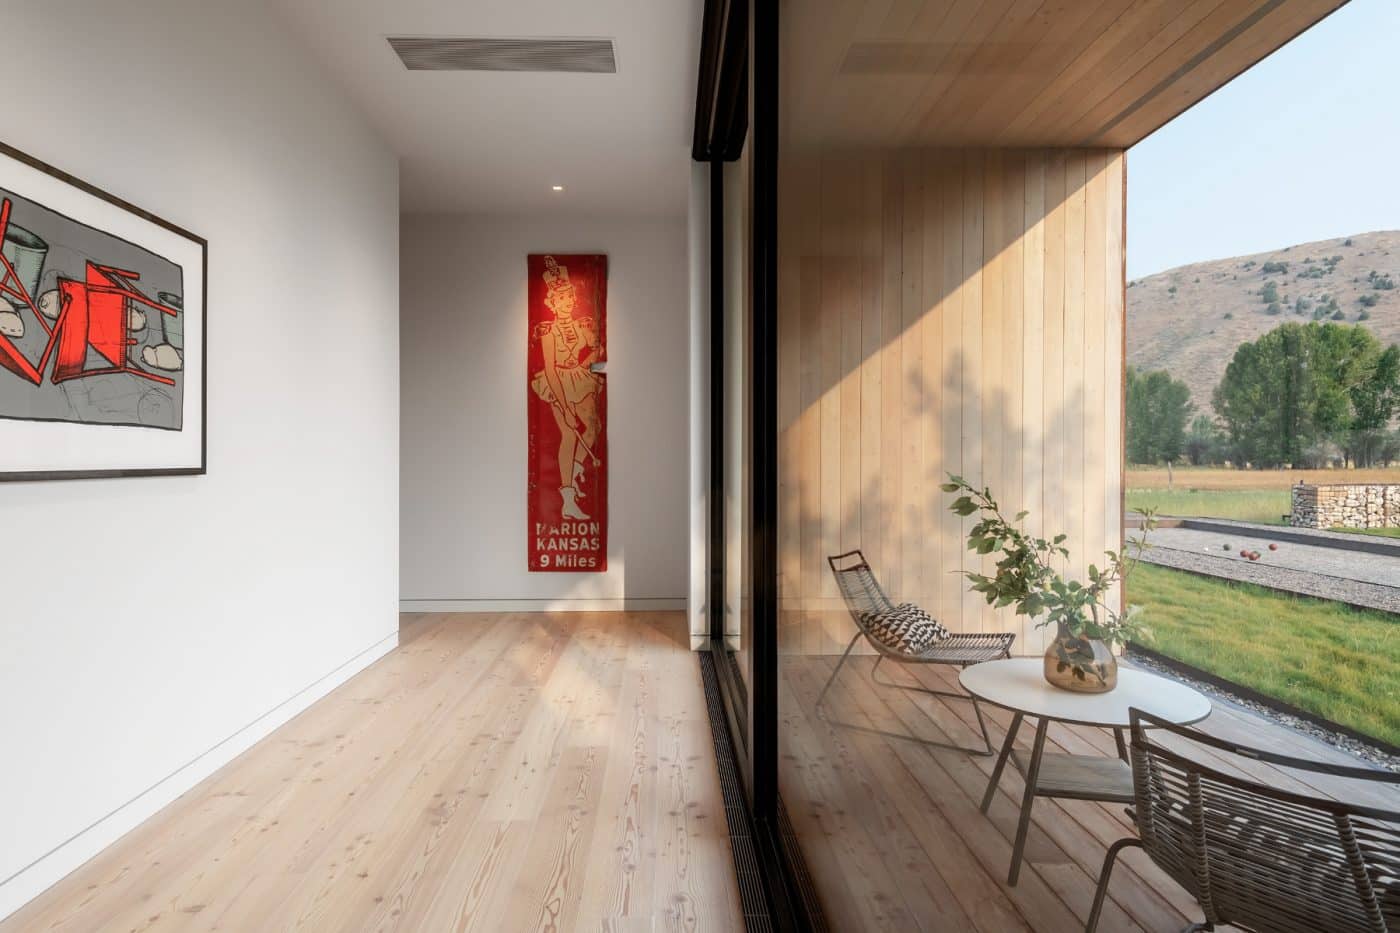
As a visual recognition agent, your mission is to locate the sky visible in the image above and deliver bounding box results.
[1127,0,1400,281]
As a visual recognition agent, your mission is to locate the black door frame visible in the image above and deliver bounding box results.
[693,2,822,928]
[693,0,753,799]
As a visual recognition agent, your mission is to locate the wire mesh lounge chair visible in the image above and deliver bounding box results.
[1087,708,1400,933]
[818,549,1015,756]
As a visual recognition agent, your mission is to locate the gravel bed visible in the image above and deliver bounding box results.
[1141,546,1400,614]
[1150,524,1400,586]
[1125,653,1399,773]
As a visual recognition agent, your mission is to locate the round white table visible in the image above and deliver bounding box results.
[959,658,1211,886]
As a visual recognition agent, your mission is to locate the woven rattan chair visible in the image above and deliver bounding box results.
[1087,708,1400,933]
[818,550,1015,756]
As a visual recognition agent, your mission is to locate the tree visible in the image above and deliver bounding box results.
[1212,322,1400,467]
[1344,344,1400,466]
[1183,415,1226,465]
[1214,324,1309,467]
[1126,368,1193,464]
[1383,431,1400,466]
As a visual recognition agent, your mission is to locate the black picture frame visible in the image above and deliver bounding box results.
[0,139,208,483]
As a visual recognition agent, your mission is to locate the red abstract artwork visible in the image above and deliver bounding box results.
[527,254,607,572]
[1,198,184,395]
[1,140,204,481]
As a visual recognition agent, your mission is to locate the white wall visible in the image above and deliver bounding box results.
[0,0,399,920]
[400,214,689,611]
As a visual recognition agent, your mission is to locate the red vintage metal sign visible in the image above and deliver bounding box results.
[527,254,607,572]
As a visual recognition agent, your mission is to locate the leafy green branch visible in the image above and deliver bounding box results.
[942,474,1157,650]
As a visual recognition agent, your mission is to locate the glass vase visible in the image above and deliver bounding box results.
[1043,622,1117,693]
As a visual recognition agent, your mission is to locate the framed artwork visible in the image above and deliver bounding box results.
[526,253,607,572]
[0,140,206,481]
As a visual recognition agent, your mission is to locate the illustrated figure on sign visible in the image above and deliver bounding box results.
[531,255,601,520]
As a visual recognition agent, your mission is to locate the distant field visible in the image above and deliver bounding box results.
[1128,564,1400,747]
[1126,467,1400,524]
[1126,488,1288,523]
[1127,466,1400,490]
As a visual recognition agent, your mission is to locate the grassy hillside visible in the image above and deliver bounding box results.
[1128,231,1400,410]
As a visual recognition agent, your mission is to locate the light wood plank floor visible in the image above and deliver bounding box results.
[4,612,742,932]
[780,653,1399,933]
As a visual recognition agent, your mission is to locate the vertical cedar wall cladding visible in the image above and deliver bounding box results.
[777,149,1126,656]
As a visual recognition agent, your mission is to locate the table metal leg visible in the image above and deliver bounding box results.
[1008,717,1049,886]
[1114,727,1128,762]
[980,712,1023,814]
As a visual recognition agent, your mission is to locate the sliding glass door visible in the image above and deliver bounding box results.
[721,145,752,728]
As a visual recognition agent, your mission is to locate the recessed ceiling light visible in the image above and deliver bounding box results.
[552,185,565,192]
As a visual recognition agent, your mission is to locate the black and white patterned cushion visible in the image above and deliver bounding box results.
[859,603,948,655]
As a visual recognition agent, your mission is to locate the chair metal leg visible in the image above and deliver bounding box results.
[870,656,994,755]
[1008,717,1049,886]
[981,712,1023,813]
[815,631,862,710]
[1114,728,1128,762]
[871,655,973,701]
[1085,837,1144,933]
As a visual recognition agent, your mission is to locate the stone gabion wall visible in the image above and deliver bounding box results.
[1290,484,1400,529]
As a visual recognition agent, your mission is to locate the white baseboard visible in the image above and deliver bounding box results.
[399,597,687,613]
[0,629,400,923]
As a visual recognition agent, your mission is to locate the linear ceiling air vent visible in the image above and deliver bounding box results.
[387,37,617,73]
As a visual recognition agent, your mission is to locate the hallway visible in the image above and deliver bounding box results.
[3,2,1389,930]
[3,613,741,932]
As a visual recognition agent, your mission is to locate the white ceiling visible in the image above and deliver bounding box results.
[274,0,703,218]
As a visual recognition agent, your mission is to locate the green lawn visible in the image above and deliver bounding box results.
[1126,488,1290,524]
[1127,563,1400,747]
[1330,526,1400,539]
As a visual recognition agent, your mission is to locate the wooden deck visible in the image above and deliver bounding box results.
[3,612,742,932]
[779,653,1398,932]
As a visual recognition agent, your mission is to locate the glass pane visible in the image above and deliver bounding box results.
[773,9,1127,931]
[723,144,752,721]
